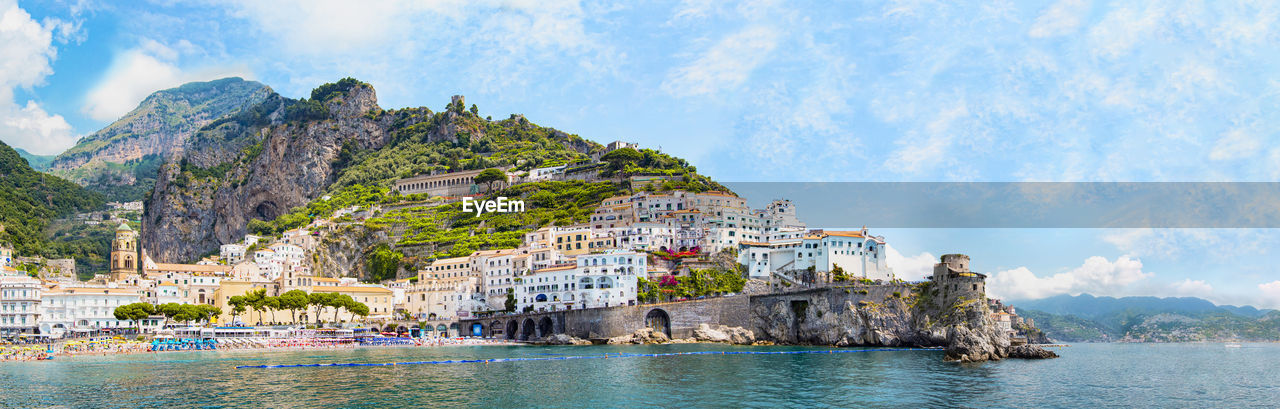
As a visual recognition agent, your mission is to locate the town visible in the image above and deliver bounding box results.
[1,143,1037,346]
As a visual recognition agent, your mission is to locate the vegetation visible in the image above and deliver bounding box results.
[0,141,106,257]
[637,269,746,303]
[365,243,403,282]
[112,302,156,331]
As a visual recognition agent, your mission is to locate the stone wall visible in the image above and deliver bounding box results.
[460,295,751,340]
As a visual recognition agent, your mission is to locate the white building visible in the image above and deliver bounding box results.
[515,250,644,312]
[39,286,151,338]
[219,243,247,265]
[738,228,894,282]
[0,274,42,336]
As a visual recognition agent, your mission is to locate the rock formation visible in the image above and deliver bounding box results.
[691,324,756,345]
[750,255,1057,363]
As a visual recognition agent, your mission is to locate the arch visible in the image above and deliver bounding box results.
[384,325,398,333]
[506,320,518,340]
[437,324,448,337]
[490,320,503,337]
[535,294,548,302]
[537,316,553,338]
[521,318,536,340]
[644,308,671,338]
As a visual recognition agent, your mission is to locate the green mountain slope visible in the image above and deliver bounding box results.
[14,148,55,171]
[49,77,271,201]
[0,140,105,256]
[143,78,724,277]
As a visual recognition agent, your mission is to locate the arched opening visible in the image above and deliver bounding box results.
[384,325,397,333]
[645,308,671,338]
[437,324,448,337]
[507,320,518,340]
[535,294,548,302]
[521,318,536,340]
[490,320,503,337]
[537,316,553,337]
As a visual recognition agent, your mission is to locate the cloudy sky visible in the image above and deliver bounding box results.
[5,0,1280,307]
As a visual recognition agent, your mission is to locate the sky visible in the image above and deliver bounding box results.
[4,0,1280,307]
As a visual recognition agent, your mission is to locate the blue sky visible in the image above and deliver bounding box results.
[4,0,1280,307]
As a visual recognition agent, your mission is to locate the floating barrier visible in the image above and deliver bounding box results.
[235,347,943,369]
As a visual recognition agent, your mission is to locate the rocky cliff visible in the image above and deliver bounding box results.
[143,81,391,262]
[49,78,270,201]
[750,284,1056,363]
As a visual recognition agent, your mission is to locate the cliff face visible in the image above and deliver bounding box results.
[750,284,1050,363]
[49,77,271,201]
[142,83,390,262]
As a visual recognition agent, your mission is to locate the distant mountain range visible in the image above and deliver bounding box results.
[1011,294,1280,343]
[15,148,55,172]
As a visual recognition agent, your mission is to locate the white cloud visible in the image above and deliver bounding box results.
[0,0,78,155]
[1172,278,1213,296]
[1259,281,1280,307]
[1029,0,1091,38]
[81,43,252,122]
[987,255,1152,300]
[886,245,936,281]
[661,26,780,97]
[1209,126,1262,160]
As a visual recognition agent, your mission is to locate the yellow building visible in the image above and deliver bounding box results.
[109,223,138,281]
[312,286,395,321]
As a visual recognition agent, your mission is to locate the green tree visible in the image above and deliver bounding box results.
[600,148,641,175]
[474,168,508,194]
[309,292,335,325]
[504,289,517,313]
[349,302,370,323]
[113,302,155,332]
[331,293,356,323]
[243,288,268,324]
[228,295,248,324]
[263,296,281,323]
[279,290,310,323]
[158,303,184,328]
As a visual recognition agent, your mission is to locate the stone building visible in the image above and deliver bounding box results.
[109,223,139,281]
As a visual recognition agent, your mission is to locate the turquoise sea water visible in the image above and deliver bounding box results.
[1,343,1277,408]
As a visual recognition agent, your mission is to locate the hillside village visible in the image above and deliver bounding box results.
[0,139,1027,340]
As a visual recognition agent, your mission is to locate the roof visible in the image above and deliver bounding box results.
[824,231,865,238]
[115,223,133,232]
[45,287,143,296]
[535,264,576,273]
[311,277,340,282]
[312,286,393,294]
[432,256,471,265]
[150,263,232,274]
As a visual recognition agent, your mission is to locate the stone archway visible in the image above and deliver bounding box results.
[645,308,671,338]
[507,320,518,340]
[521,318,536,340]
[537,316,554,338]
[490,320,503,338]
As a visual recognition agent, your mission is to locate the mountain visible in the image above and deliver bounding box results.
[1012,294,1280,343]
[48,77,271,202]
[143,77,720,273]
[15,148,55,171]
[0,140,105,257]
[1012,294,1272,318]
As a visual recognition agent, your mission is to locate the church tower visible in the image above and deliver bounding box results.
[110,223,138,281]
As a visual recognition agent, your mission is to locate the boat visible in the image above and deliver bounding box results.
[1225,343,1242,348]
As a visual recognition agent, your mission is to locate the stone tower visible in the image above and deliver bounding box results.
[931,254,986,301]
[110,223,138,281]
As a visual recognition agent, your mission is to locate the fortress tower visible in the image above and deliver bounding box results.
[930,254,986,301]
[110,223,138,281]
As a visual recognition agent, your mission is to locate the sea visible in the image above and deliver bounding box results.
[1,343,1276,408]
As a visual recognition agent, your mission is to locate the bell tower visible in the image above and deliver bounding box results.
[110,223,138,281]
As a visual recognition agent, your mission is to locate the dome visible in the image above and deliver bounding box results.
[115,223,133,232]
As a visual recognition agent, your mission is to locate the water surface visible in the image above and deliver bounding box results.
[2,343,1276,408]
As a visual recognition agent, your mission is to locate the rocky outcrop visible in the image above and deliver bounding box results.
[544,334,592,345]
[143,82,391,262]
[608,328,670,344]
[691,324,756,345]
[750,285,1056,363]
[1006,344,1059,359]
[50,78,270,186]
